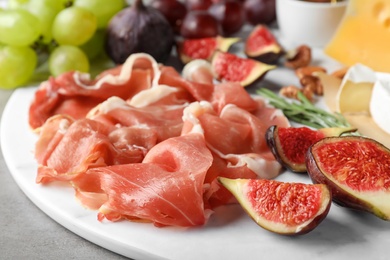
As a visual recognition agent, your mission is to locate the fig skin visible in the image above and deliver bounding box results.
[266,125,357,173]
[218,177,332,235]
[306,136,390,220]
[105,0,174,64]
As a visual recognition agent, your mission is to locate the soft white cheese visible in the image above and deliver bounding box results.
[336,64,376,114]
[370,80,390,134]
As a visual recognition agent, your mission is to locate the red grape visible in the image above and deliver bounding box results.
[150,0,188,34]
[186,0,213,10]
[208,0,246,36]
[244,0,276,25]
[180,10,221,38]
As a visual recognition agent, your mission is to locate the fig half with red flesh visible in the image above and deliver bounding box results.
[177,36,240,64]
[218,177,331,235]
[211,50,275,87]
[306,136,390,220]
[266,125,357,173]
[244,24,283,64]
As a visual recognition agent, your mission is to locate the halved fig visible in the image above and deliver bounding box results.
[306,136,390,220]
[218,177,331,235]
[266,126,357,173]
[177,36,240,64]
[211,50,275,87]
[244,24,283,64]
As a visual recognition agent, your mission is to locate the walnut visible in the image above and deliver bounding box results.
[284,45,312,69]
[300,75,323,96]
[279,85,313,102]
[302,86,315,101]
[295,66,327,79]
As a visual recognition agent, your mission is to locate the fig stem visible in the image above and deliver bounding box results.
[133,0,145,10]
[257,88,356,130]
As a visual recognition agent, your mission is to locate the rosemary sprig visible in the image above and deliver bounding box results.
[257,88,351,129]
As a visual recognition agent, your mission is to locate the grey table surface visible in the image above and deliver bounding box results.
[0,89,130,260]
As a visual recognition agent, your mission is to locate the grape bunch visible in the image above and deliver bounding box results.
[151,0,276,39]
[0,0,125,89]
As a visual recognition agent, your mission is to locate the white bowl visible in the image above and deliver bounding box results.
[276,0,348,48]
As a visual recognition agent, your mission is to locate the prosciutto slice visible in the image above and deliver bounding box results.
[35,116,157,184]
[182,101,283,178]
[29,54,159,130]
[89,133,213,227]
[87,96,185,142]
[29,52,292,227]
[181,101,287,207]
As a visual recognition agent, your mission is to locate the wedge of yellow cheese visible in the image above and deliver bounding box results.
[325,1,390,72]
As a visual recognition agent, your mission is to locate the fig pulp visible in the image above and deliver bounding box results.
[266,126,357,173]
[211,50,275,87]
[177,36,240,64]
[244,24,283,64]
[105,0,174,64]
[218,177,331,235]
[306,136,390,220]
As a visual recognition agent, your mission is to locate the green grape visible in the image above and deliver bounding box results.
[0,9,41,46]
[52,6,97,46]
[7,0,30,9]
[28,2,58,44]
[29,0,65,13]
[74,0,125,28]
[80,29,105,60]
[0,45,37,89]
[49,45,89,77]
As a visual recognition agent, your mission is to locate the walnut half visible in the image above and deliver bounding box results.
[284,45,312,69]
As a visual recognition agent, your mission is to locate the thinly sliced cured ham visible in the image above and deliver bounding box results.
[181,101,285,207]
[210,82,259,114]
[36,118,114,184]
[252,96,290,128]
[29,54,159,130]
[87,96,185,142]
[29,52,291,227]
[36,117,156,184]
[90,133,213,227]
[182,101,282,178]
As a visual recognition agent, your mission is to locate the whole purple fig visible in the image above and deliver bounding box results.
[105,0,174,64]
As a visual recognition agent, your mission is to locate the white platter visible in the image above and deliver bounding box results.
[2,67,390,260]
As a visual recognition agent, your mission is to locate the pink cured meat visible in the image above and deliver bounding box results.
[88,96,185,142]
[182,102,282,177]
[34,115,75,165]
[181,101,285,207]
[210,82,259,114]
[90,133,213,227]
[29,53,292,227]
[36,116,157,185]
[252,96,290,128]
[28,54,159,130]
[159,66,259,114]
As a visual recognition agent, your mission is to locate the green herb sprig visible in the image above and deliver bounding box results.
[257,88,351,129]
